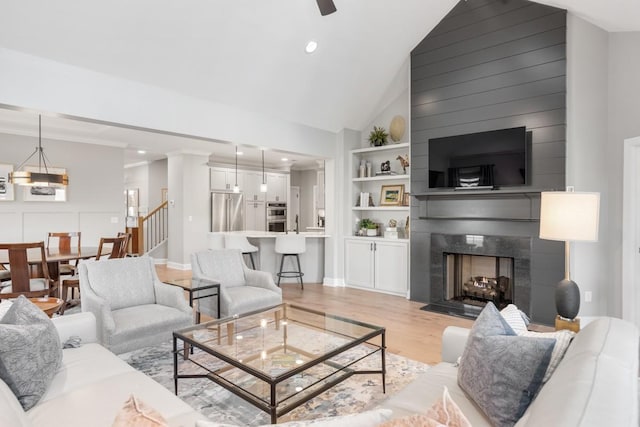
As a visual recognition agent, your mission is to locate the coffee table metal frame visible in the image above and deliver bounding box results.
[172,303,386,423]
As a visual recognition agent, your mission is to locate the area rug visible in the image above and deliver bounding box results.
[119,341,429,426]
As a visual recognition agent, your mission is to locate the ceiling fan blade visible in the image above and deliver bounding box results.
[316,0,337,16]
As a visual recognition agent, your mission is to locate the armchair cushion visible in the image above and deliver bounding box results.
[83,257,156,310]
[225,287,282,317]
[192,249,246,287]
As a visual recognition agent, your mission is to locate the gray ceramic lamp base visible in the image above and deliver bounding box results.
[556,278,580,320]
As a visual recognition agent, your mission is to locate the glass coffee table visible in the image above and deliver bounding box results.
[173,303,386,423]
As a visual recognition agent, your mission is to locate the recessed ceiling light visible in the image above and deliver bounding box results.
[305,40,318,54]
[137,150,146,154]
[281,157,289,162]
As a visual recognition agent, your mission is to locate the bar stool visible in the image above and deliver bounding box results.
[224,235,259,269]
[275,234,305,289]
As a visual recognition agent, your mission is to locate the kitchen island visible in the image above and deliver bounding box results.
[218,231,329,284]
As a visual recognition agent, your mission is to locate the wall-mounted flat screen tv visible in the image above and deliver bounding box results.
[428,126,528,189]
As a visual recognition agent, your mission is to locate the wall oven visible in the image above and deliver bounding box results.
[267,202,287,232]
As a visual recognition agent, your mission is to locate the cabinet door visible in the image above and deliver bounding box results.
[345,239,374,289]
[245,201,266,231]
[244,171,265,202]
[267,173,287,202]
[374,241,408,295]
[210,168,229,190]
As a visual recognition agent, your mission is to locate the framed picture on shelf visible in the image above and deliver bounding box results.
[380,184,404,206]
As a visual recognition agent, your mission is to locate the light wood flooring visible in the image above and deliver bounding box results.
[156,265,474,365]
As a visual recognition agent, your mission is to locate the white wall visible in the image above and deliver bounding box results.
[0,133,124,244]
[124,163,149,214]
[0,48,337,159]
[290,169,317,229]
[565,15,610,316]
[148,159,168,209]
[607,31,640,316]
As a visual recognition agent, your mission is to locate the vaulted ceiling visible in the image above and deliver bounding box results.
[0,0,638,162]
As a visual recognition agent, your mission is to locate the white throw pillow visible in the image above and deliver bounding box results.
[499,304,528,335]
[521,330,575,383]
[195,409,393,427]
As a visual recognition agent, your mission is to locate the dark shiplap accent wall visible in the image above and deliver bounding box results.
[409,0,566,324]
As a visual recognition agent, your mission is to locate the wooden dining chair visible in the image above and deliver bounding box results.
[60,235,127,314]
[117,232,132,257]
[47,232,82,277]
[0,241,54,299]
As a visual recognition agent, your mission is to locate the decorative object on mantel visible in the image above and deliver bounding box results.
[389,115,406,142]
[396,154,410,174]
[539,190,600,331]
[402,192,410,206]
[380,160,391,173]
[380,184,404,206]
[357,192,375,207]
[0,163,15,201]
[368,126,389,147]
[9,115,68,188]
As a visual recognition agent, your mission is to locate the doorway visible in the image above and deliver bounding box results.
[622,135,640,328]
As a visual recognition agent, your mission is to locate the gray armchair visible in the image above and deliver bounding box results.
[78,256,192,354]
[190,248,282,318]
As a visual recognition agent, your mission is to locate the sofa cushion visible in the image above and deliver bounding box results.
[520,330,574,383]
[0,379,32,427]
[515,317,639,427]
[193,249,246,288]
[0,296,62,410]
[380,386,471,427]
[458,302,554,427]
[379,364,491,426]
[84,257,157,310]
[499,304,529,335]
[27,370,200,427]
[40,343,134,403]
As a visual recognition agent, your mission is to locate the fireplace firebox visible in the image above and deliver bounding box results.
[444,253,514,309]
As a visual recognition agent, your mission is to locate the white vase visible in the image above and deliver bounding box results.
[366,229,377,236]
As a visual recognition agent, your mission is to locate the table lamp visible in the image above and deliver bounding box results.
[539,191,600,324]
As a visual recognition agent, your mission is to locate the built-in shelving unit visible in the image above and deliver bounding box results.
[349,142,411,229]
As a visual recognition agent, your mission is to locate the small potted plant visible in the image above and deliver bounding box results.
[359,218,378,236]
[368,126,389,147]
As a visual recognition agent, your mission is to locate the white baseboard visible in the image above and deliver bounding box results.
[166,261,191,270]
[151,258,168,265]
[322,278,345,287]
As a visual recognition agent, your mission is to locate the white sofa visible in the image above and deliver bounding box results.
[380,317,639,426]
[0,312,207,427]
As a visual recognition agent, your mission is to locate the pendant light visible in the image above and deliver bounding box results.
[260,150,268,193]
[232,146,240,193]
[9,115,68,187]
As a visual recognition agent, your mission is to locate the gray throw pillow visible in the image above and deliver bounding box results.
[458,302,554,427]
[0,296,62,410]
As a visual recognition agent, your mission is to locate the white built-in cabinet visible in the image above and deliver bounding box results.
[266,173,287,202]
[344,237,408,296]
[245,201,266,231]
[243,171,265,202]
[210,167,244,191]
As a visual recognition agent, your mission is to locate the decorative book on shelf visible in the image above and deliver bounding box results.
[375,171,398,176]
[356,192,375,207]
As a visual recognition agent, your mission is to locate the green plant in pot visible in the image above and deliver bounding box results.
[359,218,378,236]
[368,126,389,147]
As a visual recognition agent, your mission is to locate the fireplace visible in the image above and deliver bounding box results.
[444,253,514,309]
[428,233,531,318]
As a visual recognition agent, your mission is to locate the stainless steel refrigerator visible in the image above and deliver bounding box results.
[211,191,244,231]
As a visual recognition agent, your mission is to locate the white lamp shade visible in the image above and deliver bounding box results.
[539,191,600,242]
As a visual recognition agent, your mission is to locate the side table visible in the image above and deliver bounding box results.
[163,278,220,323]
[28,297,64,318]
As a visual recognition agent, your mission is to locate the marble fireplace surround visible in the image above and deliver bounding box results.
[429,233,532,318]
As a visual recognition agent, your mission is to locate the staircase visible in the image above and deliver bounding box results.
[127,201,168,255]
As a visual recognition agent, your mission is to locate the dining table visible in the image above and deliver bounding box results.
[0,246,100,295]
